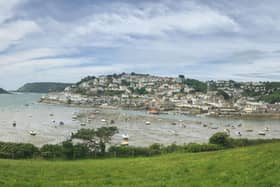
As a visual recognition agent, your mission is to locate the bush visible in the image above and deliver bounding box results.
[209,132,232,147]
[162,144,184,154]
[73,143,91,159]
[40,144,63,159]
[0,142,39,159]
[184,143,221,153]
[149,143,163,155]
[62,141,74,159]
[108,146,151,157]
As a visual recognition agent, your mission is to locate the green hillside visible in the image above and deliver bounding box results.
[0,143,279,187]
[17,82,72,93]
[0,88,9,94]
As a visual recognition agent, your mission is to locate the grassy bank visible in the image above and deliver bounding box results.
[0,142,279,187]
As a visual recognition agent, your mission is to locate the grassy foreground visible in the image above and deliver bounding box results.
[0,143,280,187]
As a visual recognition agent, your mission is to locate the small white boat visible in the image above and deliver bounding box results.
[30,131,36,136]
[235,131,242,136]
[122,134,129,139]
[258,131,266,136]
[224,128,230,134]
[145,121,151,125]
[121,134,129,146]
[101,119,107,123]
[264,127,270,131]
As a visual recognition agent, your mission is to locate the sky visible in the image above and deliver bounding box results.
[0,0,280,89]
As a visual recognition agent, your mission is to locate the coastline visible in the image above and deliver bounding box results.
[40,98,280,120]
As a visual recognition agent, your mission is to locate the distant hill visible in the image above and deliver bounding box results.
[17,82,73,93]
[0,88,9,94]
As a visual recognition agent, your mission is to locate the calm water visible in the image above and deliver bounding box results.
[0,93,81,146]
[0,93,279,147]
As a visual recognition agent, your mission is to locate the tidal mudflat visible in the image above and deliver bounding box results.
[0,93,279,147]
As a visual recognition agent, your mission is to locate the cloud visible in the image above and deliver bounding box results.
[0,0,280,89]
[73,1,239,43]
[0,20,40,51]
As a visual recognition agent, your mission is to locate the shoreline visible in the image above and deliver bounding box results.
[0,92,279,147]
[40,99,280,120]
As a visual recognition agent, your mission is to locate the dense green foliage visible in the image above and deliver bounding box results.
[108,143,221,157]
[128,87,148,95]
[17,82,72,93]
[1,143,280,186]
[76,76,96,85]
[209,132,232,147]
[0,142,39,159]
[216,90,231,100]
[260,90,280,104]
[0,131,279,160]
[71,127,118,155]
[183,78,207,93]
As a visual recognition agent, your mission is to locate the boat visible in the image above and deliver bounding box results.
[145,121,151,125]
[224,128,230,134]
[29,131,36,136]
[72,115,78,120]
[264,127,270,131]
[148,109,160,115]
[211,126,219,129]
[235,131,242,136]
[246,129,253,132]
[121,134,129,146]
[101,119,107,123]
[238,123,242,127]
[12,121,16,127]
[171,122,176,125]
[122,134,129,139]
[59,121,64,125]
[80,123,86,126]
[258,131,266,136]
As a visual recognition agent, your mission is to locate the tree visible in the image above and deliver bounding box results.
[178,75,185,79]
[62,141,74,159]
[40,144,63,159]
[209,132,232,147]
[216,90,231,100]
[71,127,118,155]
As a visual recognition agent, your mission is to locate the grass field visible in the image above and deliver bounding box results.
[0,143,279,187]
